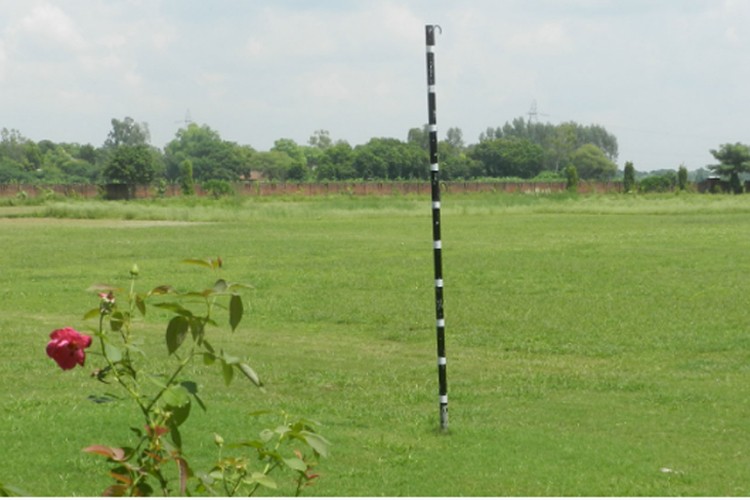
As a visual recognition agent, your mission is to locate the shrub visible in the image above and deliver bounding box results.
[202,180,235,198]
[565,165,579,192]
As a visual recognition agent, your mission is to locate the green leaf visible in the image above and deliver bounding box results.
[247,472,277,490]
[83,307,100,320]
[180,381,206,411]
[135,294,146,316]
[203,352,216,366]
[149,285,175,296]
[229,294,243,332]
[283,456,308,472]
[238,362,262,388]
[299,431,330,458]
[162,385,190,408]
[221,358,234,386]
[259,428,275,443]
[182,258,220,269]
[213,279,228,294]
[222,352,241,365]
[104,342,122,363]
[154,302,194,318]
[110,311,125,332]
[189,318,205,342]
[166,316,189,354]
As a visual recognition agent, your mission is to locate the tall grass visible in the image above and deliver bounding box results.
[2,193,750,495]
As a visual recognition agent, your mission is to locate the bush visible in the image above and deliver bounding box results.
[202,179,235,198]
[565,165,579,192]
[639,174,675,193]
[623,162,635,193]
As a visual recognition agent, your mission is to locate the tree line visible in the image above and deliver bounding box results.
[0,116,746,193]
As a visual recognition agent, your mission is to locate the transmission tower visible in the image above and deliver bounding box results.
[527,100,549,124]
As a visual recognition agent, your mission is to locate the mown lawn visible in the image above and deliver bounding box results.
[1,192,750,496]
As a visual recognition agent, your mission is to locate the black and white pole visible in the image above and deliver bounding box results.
[425,24,448,431]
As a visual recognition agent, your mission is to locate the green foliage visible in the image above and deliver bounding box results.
[272,139,308,181]
[470,137,545,178]
[315,141,356,181]
[569,143,617,180]
[565,164,579,192]
[103,145,158,195]
[623,161,636,193]
[709,143,750,194]
[201,179,235,199]
[677,164,688,191]
[165,123,254,182]
[179,159,195,196]
[46,260,324,497]
[639,172,676,193]
[479,117,619,171]
[353,138,428,180]
[103,117,151,149]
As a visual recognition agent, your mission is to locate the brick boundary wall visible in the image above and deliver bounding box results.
[0,180,623,199]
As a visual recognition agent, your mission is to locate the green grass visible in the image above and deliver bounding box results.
[2,193,750,496]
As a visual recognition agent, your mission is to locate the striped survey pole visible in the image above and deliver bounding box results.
[425,24,448,431]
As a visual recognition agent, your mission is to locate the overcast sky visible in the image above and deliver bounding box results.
[2,0,749,172]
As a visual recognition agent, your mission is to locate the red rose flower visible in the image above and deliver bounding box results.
[46,327,92,370]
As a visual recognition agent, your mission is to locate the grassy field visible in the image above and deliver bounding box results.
[2,192,750,496]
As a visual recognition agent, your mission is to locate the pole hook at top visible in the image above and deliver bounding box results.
[425,24,442,45]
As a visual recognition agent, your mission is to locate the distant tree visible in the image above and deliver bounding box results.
[569,144,617,180]
[469,138,544,178]
[103,145,157,197]
[179,159,195,195]
[308,129,333,149]
[353,138,427,180]
[103,117,150,149]
[677,164,688,191]
[315,141,355,180]
[407,125,430,151]
[623,161,636,193]
[271,138,308,181]
[565,165,579,192]
[639,173,676,193]
[709,142,750,194]
[547,123,577,172]
[445,127,464,150]
[249,151,295,181]
[164,123,253,181]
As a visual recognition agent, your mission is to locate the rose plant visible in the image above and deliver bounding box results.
[45,258,327,497]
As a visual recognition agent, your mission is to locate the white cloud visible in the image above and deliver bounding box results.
[18,3,87,52]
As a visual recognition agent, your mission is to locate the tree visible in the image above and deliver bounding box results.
[103,145,157,197]
[565,165,579,192]
[179,159,195,195]
[709,142,750,194]
[623,161,636,193]
[315,141,355,180]
[445,127,465,150]
[248,151,295,181]
[353,138,427,180]
[469,138,544,178]
[164,123,254,182]
[407,125,430,151]
[103,117,150,149]
[308,129,332,150]
[568,144,617,180]
[271,139,308,181]
[677,164,688,191]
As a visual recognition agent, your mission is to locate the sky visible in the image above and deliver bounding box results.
[1,0,749,172]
